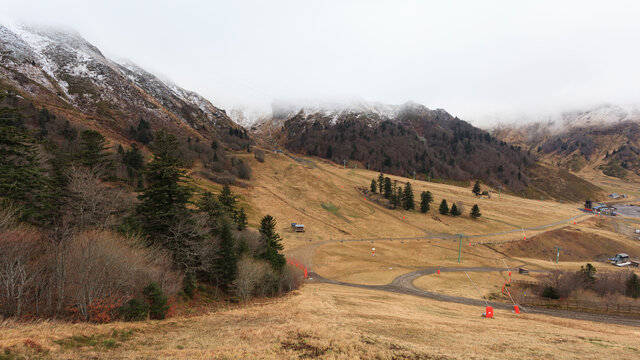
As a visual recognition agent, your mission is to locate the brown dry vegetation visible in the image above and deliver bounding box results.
[496,216,640,263]
[4,147,640,358]
[2,283,640,359]
[226,150,582,248]
[413,271,524,298]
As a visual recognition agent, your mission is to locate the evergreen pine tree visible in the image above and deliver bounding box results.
[44,143,72,222]
[450,203,461,216]
[236,237,250,257]
[0,107,47,223]
[136,129,192,248]
[235,207,248,230]
[78,130,111,170]
[626,273,640,298]
[218,184,237,214]
[470,204,481,219]
[370,179,377,193]
[472,180,481,196]
[143,282,169,320]
[439,199,449,215]
[424,190,433,205]
[132,118,154,144]
[61,120,77,142]
[197,191,227,235]
[123,144,144,170]
[420,191,430,213]
[383,177,392,198]
[212,220,237,289]
[258,214,286,271]
[392,184,403,209]
[403,182,415,210]
[377,173,384,193]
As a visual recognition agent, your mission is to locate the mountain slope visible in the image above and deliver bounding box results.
[493,105,640,178]
[0,23,249,148]
[265,101,534,191]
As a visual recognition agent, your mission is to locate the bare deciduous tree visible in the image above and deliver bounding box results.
[0,229,43,318]
[65,230,176,321]
[0,203,18,231]
[65,165,130,230]
[279,264,303,293]
[234,256,269,302]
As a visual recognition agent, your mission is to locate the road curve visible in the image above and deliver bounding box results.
[290,207,640,327]
[308,267,640,327]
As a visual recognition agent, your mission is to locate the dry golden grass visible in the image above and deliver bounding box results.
[412,271,533,298]
[221,151,582,252]
[7,150,628,359]
[575,163,640,199]
[494,215,640,275]
[3,283,640,359]
[190,150,637,287]
[312,239,504,284]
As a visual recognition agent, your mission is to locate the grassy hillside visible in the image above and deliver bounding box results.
[522,163,605,202]
[221,149,639,294]
[3,283,640,359]
[229,150,583,248]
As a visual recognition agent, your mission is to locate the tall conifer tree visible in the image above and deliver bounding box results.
[136,129,192,247]
[258,215,286,271]
[403,182,415,210]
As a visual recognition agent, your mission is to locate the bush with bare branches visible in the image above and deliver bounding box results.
[540,265,639,301]
[279,265,304,293]
[0,202,19,230]
[64,230,181,321]
[234,256,270,302]
[64,165,131,230]
[0,228,44,318]
[0,220,182,321]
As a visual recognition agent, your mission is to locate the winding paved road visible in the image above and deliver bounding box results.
[308,267,640,327]
[292,211,640,327]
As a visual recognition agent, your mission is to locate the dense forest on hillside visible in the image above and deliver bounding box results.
[283,107,534,191]
[0,91,300,322]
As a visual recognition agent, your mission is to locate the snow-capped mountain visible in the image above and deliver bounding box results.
[492,104,640,177]
[561,104,640,128]
[231,99,450,132]
[0,23,241,141]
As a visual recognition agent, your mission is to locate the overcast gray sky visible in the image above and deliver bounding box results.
[2,0,640,125]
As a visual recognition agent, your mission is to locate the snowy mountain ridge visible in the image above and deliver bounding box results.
[229,99,450,130]
[0,23,239,140]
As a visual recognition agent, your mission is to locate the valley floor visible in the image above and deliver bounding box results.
[4,150,640,359]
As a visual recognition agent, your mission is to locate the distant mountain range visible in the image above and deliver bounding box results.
[493,104,640,178]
